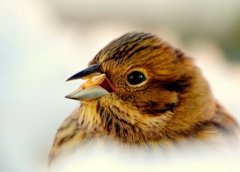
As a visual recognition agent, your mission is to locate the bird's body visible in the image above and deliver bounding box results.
[49,32,239,163]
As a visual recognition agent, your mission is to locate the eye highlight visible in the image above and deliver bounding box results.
[127,71,146,86]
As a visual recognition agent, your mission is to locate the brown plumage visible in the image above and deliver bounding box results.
[49,32,239,163]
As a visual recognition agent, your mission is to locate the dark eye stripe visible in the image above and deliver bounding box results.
[162,75,192,93]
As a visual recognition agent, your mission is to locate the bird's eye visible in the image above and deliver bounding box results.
[127,71,146,86]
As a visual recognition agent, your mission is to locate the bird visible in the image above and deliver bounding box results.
[49,32,239,163]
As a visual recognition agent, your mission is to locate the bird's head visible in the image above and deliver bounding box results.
[65,32,215,143]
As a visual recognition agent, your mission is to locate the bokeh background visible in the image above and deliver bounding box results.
[1,0,240,172]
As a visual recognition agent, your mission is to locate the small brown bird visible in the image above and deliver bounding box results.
[49,32,239,163]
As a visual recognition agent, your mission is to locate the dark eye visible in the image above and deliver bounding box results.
[127,71,146,85]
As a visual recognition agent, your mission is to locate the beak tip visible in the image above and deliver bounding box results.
[66,76,74,82]
[66,64,101,82]
[65,95,69,99]
[65,95,71,99]
[65,95,76,100]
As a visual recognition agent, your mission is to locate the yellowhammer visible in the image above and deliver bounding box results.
[49,32,239,163]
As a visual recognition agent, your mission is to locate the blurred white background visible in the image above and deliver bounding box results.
[0,0,240,172]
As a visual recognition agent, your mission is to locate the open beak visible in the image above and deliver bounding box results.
[65,64,112,101]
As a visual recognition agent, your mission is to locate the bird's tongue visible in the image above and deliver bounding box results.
[100,79,114,93]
